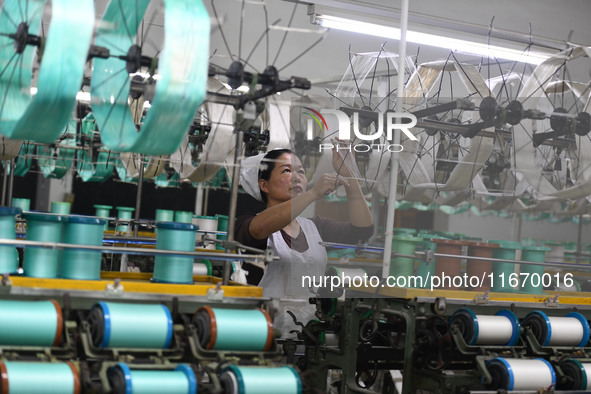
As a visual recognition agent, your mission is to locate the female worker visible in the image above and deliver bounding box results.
[236,144,373,298]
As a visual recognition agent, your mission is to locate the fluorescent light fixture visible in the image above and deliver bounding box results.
[313,14,551,65]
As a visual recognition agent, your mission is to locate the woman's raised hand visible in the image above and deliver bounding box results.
[310,173,349,199]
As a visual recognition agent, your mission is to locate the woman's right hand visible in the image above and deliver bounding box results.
[310,173,349,199]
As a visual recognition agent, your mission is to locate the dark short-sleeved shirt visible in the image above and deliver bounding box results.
[235,213,374,284]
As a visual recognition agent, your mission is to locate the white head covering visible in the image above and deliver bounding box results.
[239,153,266,202]
[239,148,291,202]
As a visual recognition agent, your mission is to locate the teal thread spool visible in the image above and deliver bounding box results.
[22,212,63,278]
[116,206,135,233]
[520,245,552,294]
[417,232,447,288]
[94,204,112,231]
[153,222,198,284]
[215,214,228,251]
[0,206,21,274]
[489,240,521,293]
[88,302,173,349]
[51,201,71,214]
[59,215,107,280]
[11,198,30,212]
[0,361,80,394]
[194,306,273,351]
[0,299,62,346]
[391,235,423,280]
[155,209,175,222]
[107,363,197,394]
[174,210,193,224]
[219,365,302,394]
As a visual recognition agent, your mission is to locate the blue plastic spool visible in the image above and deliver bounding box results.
[89,302,173,349]
[524,310,590,347]
[486,357,555,391]
[108,363,197,394]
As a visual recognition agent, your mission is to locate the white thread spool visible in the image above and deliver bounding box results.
[487,358,555,391]
[192,216,218,250]
[450,308,520,346]
[193,260,212,276]
[524,311,590,347]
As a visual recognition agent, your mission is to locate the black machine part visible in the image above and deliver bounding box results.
[87,305,105,348]
[193,309,212,349]
[558,360,585,390]
[522,313,548,346]
[107,365,127,394]
[449,310,476,345]
[219,370,237,394]
[486,361,511,390]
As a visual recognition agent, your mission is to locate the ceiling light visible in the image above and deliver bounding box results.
[312,14,552,65]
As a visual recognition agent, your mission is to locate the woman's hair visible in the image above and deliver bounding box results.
[258,148,292,203]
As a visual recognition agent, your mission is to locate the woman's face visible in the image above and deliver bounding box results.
[260,153,307,205]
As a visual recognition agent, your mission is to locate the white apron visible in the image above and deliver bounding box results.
[259,217,328,337]
[259,217,328,298]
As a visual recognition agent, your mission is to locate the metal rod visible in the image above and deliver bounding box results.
[0,238,266,263]
[6,159,15,207]
[223,129,244,285]
[133,157,145,237]
[576,214,584,264]
[1,160,8,206]
[382,0,408,279]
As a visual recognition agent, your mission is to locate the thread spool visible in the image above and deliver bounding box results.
[11,198,30,212]
[432,239,470,290]
[193,259,212,276]
[155,209,175,222]
[51,201,71,214]
[559,359,591,390]
[486,358,555,391]
[194,306,273,351]
[0,299,62,347]
[520,245,551,294]
[22,212,63,278]
[215,214,228,251]
[0,361,80,394]
[524,311,590,347]
[153,222,198,284]
[450,308,520,346]
[489,240,522,293]
[59,215,107,280]
[116,206,134,233]
[466,242,499,291]
[416,232,447,288]
[107,363,197,394]
[174,211,193,224]
[391,235,423,280]
[219,365,302,394]
[0,207,21,274]
[88,302,173,348]
[192,215,218,249]
[94,204,112,231]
